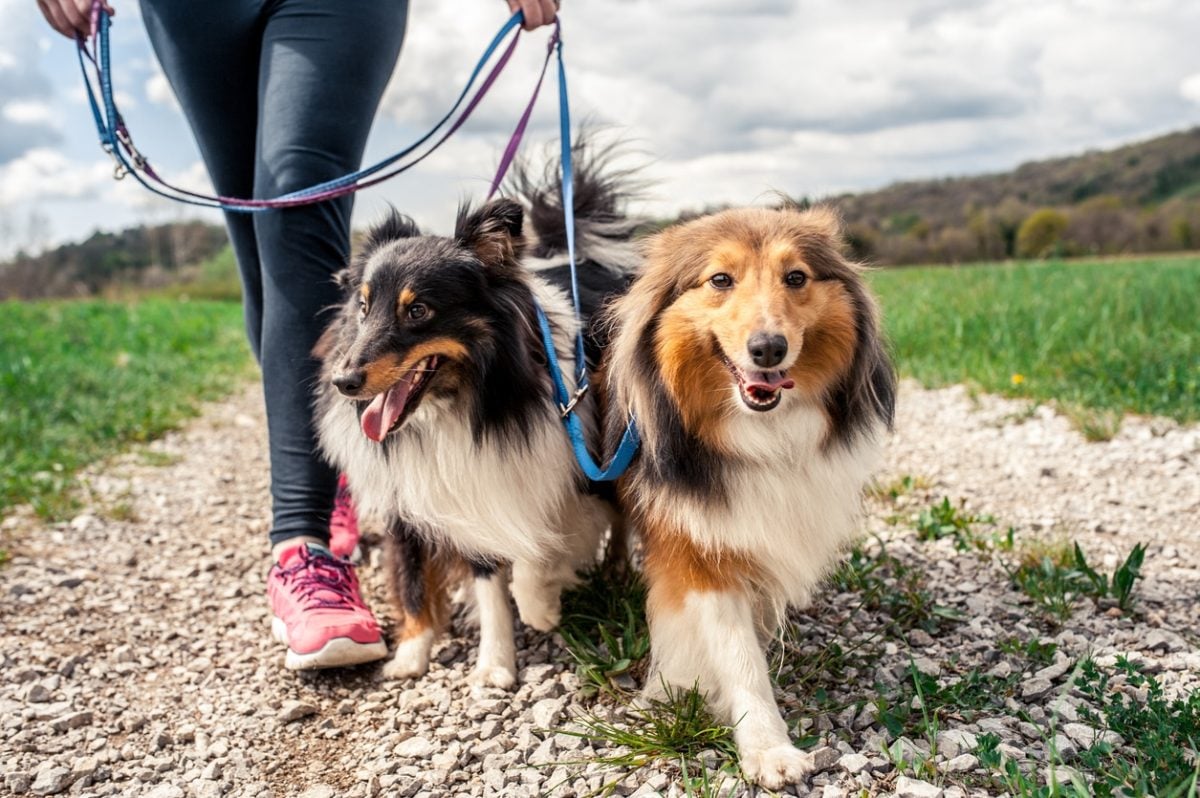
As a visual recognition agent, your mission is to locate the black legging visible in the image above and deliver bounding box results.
[140,0,409,546]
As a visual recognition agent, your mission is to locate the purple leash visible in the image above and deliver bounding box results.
[76,2,550,211]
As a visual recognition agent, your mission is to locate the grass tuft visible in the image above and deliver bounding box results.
[558,568,651,698]
[563,684,742,793]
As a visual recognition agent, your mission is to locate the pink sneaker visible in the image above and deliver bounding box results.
[329,474,362,561]
[268,543,386,670]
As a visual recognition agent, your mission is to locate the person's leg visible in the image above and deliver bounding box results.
[253,0,409,550]
[138,0,266,358]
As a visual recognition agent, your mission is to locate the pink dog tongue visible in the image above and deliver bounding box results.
[360,377,416,442]
[746,371,795,391]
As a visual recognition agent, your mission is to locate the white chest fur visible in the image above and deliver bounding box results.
[651,400,881,607]
[319,398,579,564]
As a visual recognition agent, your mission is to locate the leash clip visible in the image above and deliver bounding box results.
[559,383,589,418]
[116,127,148,172]
[101,142,127,180]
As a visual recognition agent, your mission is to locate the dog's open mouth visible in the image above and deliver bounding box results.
[722,356,795,412]
[359,355,441,442]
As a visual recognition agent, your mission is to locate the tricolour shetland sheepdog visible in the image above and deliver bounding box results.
[314,150,638,687]
[602,206,896,788]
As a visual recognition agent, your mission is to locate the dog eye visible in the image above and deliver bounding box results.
[708,273,734,289]
[358,299,368,316]
[407,303,430,321]
[785,270,808,287]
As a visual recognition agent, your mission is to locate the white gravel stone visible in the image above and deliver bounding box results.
[393,736,437,758]
[29,767,72,796]
[895,775,943,798]
[278,701,318,722]
[838,753,870,774]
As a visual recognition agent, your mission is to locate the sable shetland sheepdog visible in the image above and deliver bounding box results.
[602,206,896,788]
[314,151,638,687]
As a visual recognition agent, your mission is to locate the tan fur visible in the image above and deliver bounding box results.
[359,338,470,395]
[641,520,757,613]
[398,287,416,309]
[385,544,465,644]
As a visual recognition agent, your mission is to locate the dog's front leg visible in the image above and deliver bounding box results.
[381,518,441,680]
[645,545,812,789]
[468,560,516,689]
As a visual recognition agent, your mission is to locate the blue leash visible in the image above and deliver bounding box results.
[535,34,640,483]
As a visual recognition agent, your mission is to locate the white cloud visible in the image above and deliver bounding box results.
[0,147,110,205]
[1182,74,1200,106]
[3,99,56,126]
[145,67,178,111]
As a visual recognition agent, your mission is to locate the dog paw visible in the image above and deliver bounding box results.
[380,633,432,681]
[468,663,516,690]
[740,744,813,789]
[515,594,561,632]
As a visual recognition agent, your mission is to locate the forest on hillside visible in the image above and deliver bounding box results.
[4,127,1200,298]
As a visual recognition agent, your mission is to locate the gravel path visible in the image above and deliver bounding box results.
[2,380,1197,797]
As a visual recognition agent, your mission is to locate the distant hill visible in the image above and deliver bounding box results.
[825,127,1200,264]
[0,222,228,300]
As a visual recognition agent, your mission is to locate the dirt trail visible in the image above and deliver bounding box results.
[2,381,1197,797]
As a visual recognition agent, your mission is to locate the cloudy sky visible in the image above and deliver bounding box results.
[1,0,1198,257]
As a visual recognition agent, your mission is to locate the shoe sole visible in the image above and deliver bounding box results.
[271,617,387,671]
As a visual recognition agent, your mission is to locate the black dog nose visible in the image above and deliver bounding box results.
[748,333,788,368]
[333,369,366,394]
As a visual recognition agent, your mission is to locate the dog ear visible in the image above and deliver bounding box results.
[455,198,526,271]
[333,266,359,290]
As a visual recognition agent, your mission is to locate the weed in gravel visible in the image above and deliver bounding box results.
[975,732,1092,796]
[564,684,741,794]
[914,497,1001,551]
[997,636,1059,667]
[1010,541,1147,622]
[1063,404,1124,442]
[867,474,931,502]
[558,568,650,698]
[1072,655,1200,797]
[830,541,961,635]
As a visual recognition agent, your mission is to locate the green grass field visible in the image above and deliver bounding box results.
[0,299,252,518]
[870,255,1200,425]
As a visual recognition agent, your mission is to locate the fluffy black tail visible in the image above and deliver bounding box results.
[508,138,644,275]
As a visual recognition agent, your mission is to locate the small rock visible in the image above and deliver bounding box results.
[530,697,567,728]
[911,657,942,677]
[50,711,93,732]
[190,781,222,798]
[24,684,52,703]
[1045,764,1086,788]
[895,775,943,798]
[808,746,840,772]
[70,756,98,780]
[940,754,979,773]
[838,753,870,774]
[935,729,977,759]
[1062,722,1123,748]
[1021,676,1054,700]
[822,787,848,798]
[6,772,33,794]
[393,736,436,758]
[29,767,72,796]
[278,701,318,722]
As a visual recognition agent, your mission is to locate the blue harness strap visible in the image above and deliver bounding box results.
[531,34,641,483]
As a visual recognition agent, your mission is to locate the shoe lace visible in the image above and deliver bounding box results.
[276,547,360,610]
